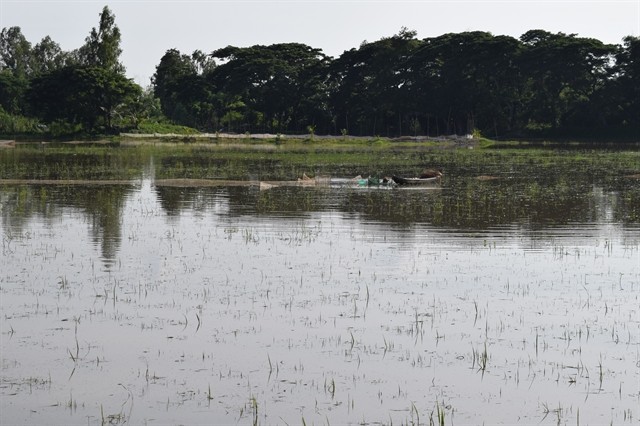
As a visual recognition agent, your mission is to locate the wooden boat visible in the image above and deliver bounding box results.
[419,169,443,179]
[391,175,440,185]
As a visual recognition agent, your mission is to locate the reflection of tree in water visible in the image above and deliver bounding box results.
[252,177,640,229]
[0,184,132,264]
[154,186,233,218]
[154,186,187,217]
[74,186,129,264]
[610,178,640,224]
[1,186,59,232]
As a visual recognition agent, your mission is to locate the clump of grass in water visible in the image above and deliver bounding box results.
[207,384,214,401]
[411,401,420,425]
[427,400,447,426]
[479,341,488,374]
[471,341,489,376]
[325,378,336,399]
[251,395,258,426]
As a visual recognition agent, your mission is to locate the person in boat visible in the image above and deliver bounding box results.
[419,169,443,179]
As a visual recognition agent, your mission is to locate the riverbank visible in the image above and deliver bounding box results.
[120,131,476,142]
[1,133,487,152]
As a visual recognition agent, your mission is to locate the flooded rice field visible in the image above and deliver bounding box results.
[1,145,639,425]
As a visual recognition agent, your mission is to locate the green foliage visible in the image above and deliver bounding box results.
[0,6,150,136]
[608,36,640,127]
[518,30,616,130]
[133,120,199,135]
[0,27,33,77]
[31,36,66,75]
[0,105,43,134]
[77,6,124,73]
[0,70,29,114]
[46,120,84,138]
[152,49,200,121]
[29,65,141,134]
[115,86,163,129]
[151,29,636,140]
[208,43,331,134]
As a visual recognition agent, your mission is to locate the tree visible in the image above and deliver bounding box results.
[120,86,163,128]
[29,65,141,133]
[191,50,216,76]
[77,6,124,73]
[152,49,197,118]
[606,36,640,128]
[0,70,29,114]
[31,36,66,75]
[152,48,217,128]
[518,30,616,130]
[407,32,524,136]
[328,28,420,136]
[1,8,152,135]
[0,27,33,116]
[210,43,330,133]
[0,27,33,77]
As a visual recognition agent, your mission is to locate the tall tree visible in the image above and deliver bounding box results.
[0,27,33,116]
[78,6,124,73]
[0,27,32,77]
[152,48,220,129]
[152,48,199,122]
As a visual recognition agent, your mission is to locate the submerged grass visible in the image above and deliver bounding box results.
[1,138,638,182]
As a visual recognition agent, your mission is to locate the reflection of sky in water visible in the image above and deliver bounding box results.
[1,179,639,425]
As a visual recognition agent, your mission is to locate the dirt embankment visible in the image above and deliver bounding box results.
[119,132,477,143]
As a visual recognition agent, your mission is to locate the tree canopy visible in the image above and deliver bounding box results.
[151,29,638,139]
[76,6,125,73]
[1,8,639,139]
[1,6,139,135]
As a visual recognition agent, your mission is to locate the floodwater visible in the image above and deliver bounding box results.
[1,150,639,425]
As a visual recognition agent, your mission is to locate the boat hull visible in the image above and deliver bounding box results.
[391,175,440,185]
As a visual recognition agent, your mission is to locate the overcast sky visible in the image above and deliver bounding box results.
[2,0,639,86]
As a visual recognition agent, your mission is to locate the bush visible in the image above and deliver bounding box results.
[0,107,45,135]
[132,120,200,135]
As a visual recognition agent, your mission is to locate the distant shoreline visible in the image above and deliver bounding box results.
[119,132,476,143]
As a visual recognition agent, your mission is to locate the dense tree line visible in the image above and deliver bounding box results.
[1,7,639,139]
[0,6,145,135]
[153,28,639,138]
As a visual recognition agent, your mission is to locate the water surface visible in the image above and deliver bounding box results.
[1,148,639,425]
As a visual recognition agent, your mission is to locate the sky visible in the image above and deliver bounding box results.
[2,0,639,86]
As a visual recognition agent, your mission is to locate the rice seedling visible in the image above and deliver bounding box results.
[251,395,259,426]
[68,322,80,363]
[325,378,336,399]
[428,401,446,426]
[410,401,420,425]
